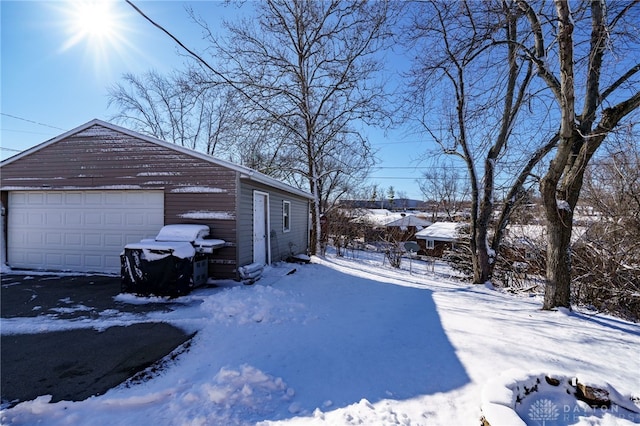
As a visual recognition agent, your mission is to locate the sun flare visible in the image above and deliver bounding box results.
[56,0,132,74]
[61,1,121,50]
[73,1,116,40]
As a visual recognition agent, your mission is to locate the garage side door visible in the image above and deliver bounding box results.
[8,190,164,274]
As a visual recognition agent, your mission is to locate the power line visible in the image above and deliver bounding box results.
[368,176,422,180]
[1,113,65,131]
[373,166,422,169]
[371,140,427,146]
[1,128,58,136]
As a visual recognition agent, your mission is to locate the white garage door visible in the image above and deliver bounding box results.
[8,190,164,274]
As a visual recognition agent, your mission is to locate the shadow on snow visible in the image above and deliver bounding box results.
[210,262,471,422]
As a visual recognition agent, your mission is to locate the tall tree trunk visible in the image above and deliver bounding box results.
[474,156,495,284]
[517,0,639,310]
[540,0,577,309]
[472,5,527,285]
[541,174,574,309]
[306,145,322,255]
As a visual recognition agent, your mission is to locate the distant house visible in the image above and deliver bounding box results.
[415,222,465,257]
[338,199,426,211]
[348,209,431,242]
[384,214,432,242]
[349,209,405,227]
[0,119,313,279]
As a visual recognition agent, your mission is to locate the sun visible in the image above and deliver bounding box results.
[72,1,116,41]
[56,0,132,74]
[60,1,121,50]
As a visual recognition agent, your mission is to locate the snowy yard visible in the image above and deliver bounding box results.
[1,251,639,425]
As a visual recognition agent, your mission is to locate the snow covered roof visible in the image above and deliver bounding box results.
[1,119,313,200]
[504,224,586,246]
[350,209,407,226]
[384,215,432,228]
[414,222,464,241]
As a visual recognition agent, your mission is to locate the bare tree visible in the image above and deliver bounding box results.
[418,160,469,221]
[517,0,640,309]
[188,0,395,254]
[573,134,640,320]
[109,70,297,176]
[109,71,224,154]
[404,0,557,284]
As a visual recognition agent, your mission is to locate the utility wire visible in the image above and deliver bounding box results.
[0,113,65,131]
[369,176,422,180]
[125,0,283,128]
[125,0,221,80]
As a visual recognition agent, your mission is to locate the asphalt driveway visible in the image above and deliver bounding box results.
[1,273,194,408]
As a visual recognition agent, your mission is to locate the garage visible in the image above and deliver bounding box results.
[7,190,164,273]
[0,119,311,279]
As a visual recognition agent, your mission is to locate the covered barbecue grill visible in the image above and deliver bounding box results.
[121,224,225,296]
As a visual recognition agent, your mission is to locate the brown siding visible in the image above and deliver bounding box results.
[416,239,453,257]
[0,124,238,279]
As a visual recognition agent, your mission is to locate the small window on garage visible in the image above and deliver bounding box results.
[427,239,435,249]
[283,201,291,233]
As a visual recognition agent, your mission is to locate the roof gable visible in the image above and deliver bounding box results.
[1,119,312,199]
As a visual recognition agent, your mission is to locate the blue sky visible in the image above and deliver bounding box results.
[1,0,427,199]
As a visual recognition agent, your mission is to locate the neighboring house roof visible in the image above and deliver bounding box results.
[504,224,586,247]
[350,209,407,226]
[384,215,432,229]
[0,119,313,200]
[415,222,464,242]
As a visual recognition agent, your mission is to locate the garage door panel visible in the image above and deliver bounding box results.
[105,213,123,226]
[84,234,102,247]
[9,250,27,265]
[27,193,45,205]
[27,212,44,226]
[104,234,124,248]
[125,191,161,205]
[45,233,63,245]
[45,253,63,267]
[8,190,164,273]
[149,213,164,227]
[46,193,64,204]
[65,212,82,226]
[11,213,28,226]
[105,192,124,204]
[26,251,44,265]
[84,212,103,226]
[10,193,26,205]
[46,212,64,226]
[65,193,83,204]
[65,233,82,246]
[105,256,121,270]
[85,193,103,204]
[84,255,103,269]
[27,233,44,245]
[63,254,82,268]
[125,213,146,226]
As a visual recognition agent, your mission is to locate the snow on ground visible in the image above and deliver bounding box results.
[1,250,639,425]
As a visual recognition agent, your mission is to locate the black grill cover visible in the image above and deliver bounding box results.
[121,249,194,297]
